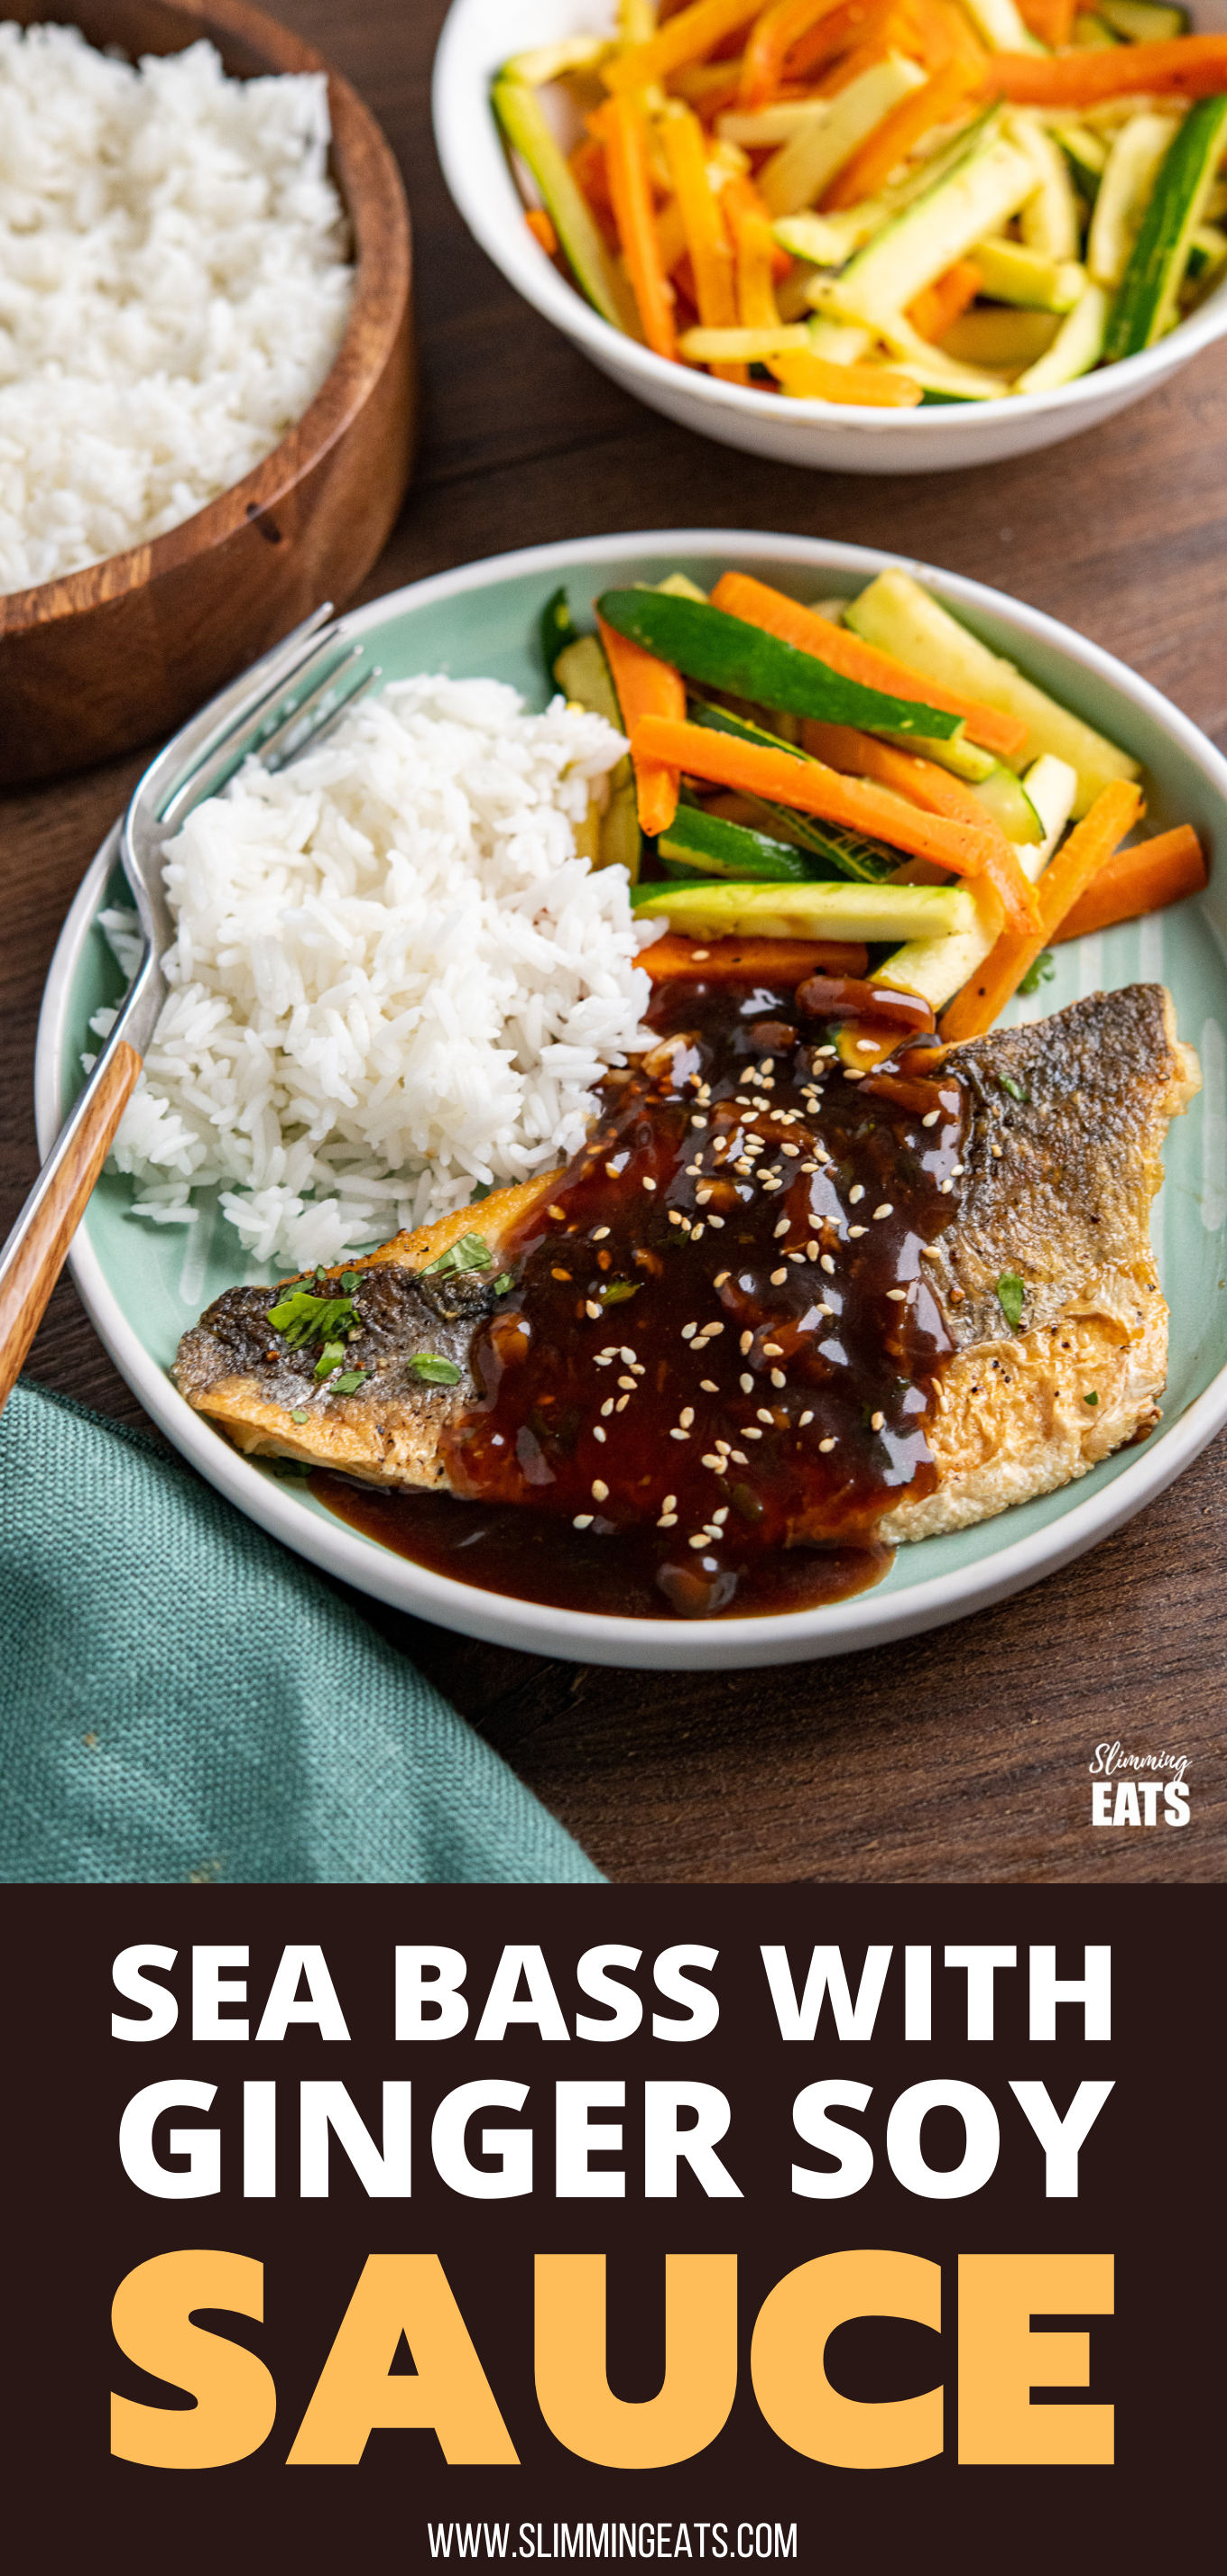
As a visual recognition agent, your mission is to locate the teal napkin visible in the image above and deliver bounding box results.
[0,1380,603,1886]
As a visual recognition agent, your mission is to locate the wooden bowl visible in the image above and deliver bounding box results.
[0,0,415,786]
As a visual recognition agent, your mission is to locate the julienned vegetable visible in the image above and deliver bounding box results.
[595,587,962,740]
[492,9,1227,412]
[546,565,1206,1043]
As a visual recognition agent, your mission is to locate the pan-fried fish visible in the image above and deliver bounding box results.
[174,980,1198,1614]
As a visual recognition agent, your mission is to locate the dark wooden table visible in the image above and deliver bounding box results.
[4,0,1222,1883]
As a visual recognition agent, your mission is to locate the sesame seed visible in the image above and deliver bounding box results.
[871,1412,885,1431]
[799,1410,814,1426]
[618,1375,636,1391]
[819,1437,835,1454]
[695,1186,712,1205]
[848,1224,866,1238]
[593,1226,610,1240]
[844,1069,864,1081]
[770,1368,786,1389]
[669,1426,689,1441]
[686,1161,703,1176]
[770,1267,787,1285]
[681,1321,697,1339]
[621,1348,636,1365]
[714,1270,730,1286]
[941,1177,955,1193]
[773,1217,789,1239]
[740,1372,753,1394]
[601,1397,614,1416]
[604,1163,621,1179]
[781,1143,799,1156]
[744,1426,763,1440]
[691,948,710,961]
[849,1185,864,1203]
[756,1407,774,1426]
[592,1478,609,1501]
[701,1454,725,1472]
[707,1212,725,1228]
[807,1240,819,1259]
[700,1379,719,1393]
[691,1116,707,1129]
[713,1507,729,1525]
[887,1287,909,1302]
[856,1039,877,1054]
[657,1513,678,1529]
[679,1406,695,1428]
[704,1320,725,1338]
[873,1203,893,1220]
[573,1513,594,1531]
[788,1251,805,1265]
[669,1210,683,1226]
[642,1175,657,1191]
[616,1395,630,1411]
[549,1204,566,1220]
[594,1425,607,1443]
[586,1300,601,1319]
[692,1222,705,1239]
[740,1329,753,1355]
[762,1342,782,1356]
[922,1110,940,1128]
[731,1449,748,1465]
[715,1440,731,1456]
[821,1254,835,1274]
[992,1141,1003,1159]
[688,1532,710,1550]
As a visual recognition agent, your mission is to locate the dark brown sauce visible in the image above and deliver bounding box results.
[316,967,969,1621]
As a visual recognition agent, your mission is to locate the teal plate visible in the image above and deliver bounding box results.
[34,532,1227,1670]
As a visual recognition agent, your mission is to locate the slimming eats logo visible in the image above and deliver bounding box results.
[1089,1740,1190,1828]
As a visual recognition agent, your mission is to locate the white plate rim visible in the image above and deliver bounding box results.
[432,0,1227,437]
[34,525,1227,1672]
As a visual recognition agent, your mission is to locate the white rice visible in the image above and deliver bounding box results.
[94,676,659,1272]
[0,23,354,593]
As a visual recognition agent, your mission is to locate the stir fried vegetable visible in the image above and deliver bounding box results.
[493,5,1227,407]
[540,562,1208,1041]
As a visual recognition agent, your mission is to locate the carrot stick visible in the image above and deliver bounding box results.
[822,56,977,211]
[709,568,1029,759]
[738,0,849,106]
[1016,0,1075,43]
[632,713,1004,870]
[725,182,781,328]
[906,0,987,76]
[595,97,678,361]
[660,105,745,382]
[604,0,763,93]
[770,349,923,404]
[1052,823,1206,943]
[596,614,687,837]
[641,932,870,981]
[524,207,558,255]
[802,720,1038,931]
[981,36,1227,107]
[908,256,982,344]
[939,780,1144,1041]
[787,0,895,78]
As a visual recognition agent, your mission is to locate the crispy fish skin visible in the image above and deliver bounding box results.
[175,985,1198,1547]
[880,984,1199,1543]
[172,1173,561,1486]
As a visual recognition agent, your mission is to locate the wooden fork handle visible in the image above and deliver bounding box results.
[0,1041,142,1414]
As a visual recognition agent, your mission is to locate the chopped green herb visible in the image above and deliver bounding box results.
[599,1280,639,1307]
[420,1231,494,1278]
[997,1272,1025,1331]
[266,1289,357,1349]
[1084,1390,1099,1406]
[493,1271,513,1295]
[314,1339,347,1381]
[1019,951,1056,998]
[999,1073,1029,1104]
[407,1353,463,1386]
[339,1272,362,1294]
[290,1409,309,1425]
[332,1370,368,1396]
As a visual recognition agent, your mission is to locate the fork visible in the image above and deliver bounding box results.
[0,605,380,1415]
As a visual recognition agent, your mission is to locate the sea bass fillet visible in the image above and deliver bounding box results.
[174,983,1198,1562]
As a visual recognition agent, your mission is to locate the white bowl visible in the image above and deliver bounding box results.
[434,0,1227,474]
[34,529,1227,1670]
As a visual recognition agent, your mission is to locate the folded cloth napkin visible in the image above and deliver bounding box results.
[0,1380,603,1886]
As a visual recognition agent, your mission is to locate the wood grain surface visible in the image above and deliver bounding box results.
[3,0,1222,1883]
[0,0,415,785]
